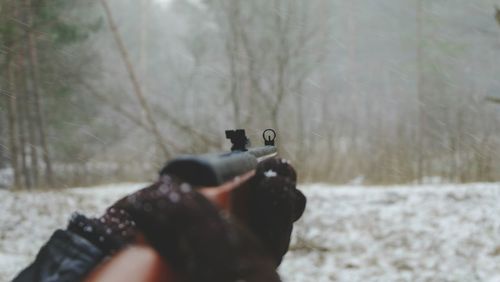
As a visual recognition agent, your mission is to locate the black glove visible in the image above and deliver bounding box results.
[246,158,306,266]
[67,208,137,255]
[68,158,306,281]
[124,175,284,281]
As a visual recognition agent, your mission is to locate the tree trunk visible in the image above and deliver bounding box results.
[9,0,33,189]
[27,0,54,187]
[16,48,33,189]
[416,0,425,184]
[6,59,22,189]
[0,109,5,169]
[16,91,31,189]
[23,0,39,187]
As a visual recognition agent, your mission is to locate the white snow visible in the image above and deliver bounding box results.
[0,168,13,189]
[279,183,500,282]
[1,182,500,281]
[264,169,278,178]
[0,183,145,282]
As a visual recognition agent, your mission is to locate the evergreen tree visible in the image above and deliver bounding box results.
[0,0,100,188]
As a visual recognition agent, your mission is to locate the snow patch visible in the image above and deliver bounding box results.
[1,183,500,281]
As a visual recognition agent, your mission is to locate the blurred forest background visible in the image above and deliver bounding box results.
[1,0,500,189]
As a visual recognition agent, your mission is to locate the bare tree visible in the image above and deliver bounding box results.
[100,0,170,158]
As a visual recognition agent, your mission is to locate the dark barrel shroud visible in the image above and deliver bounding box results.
[161,146,277,186]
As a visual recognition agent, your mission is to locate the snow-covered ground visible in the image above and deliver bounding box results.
[1,183,500,282]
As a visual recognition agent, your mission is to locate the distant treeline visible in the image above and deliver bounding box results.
[1,0,500,188]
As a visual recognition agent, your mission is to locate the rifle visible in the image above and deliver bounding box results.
[162,129,277,186]
[85,129,278,282]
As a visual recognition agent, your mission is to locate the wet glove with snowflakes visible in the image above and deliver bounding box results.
[67,157,305,281]
[245,158,306,266]
[69,175,280,281]
[67,210,137,255]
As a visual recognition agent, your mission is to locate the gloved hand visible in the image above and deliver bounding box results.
[246,158,306,266]
[67,205,138,255]
[69,158,306,281]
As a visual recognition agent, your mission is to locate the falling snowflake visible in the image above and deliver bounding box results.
[180,183,191,193]
[169,192,180,203]
[264,169,277,177]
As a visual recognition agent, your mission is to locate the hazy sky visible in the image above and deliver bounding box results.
[154,0,173,7]
[154,0,202,8]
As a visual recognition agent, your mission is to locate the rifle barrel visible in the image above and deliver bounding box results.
[161,146,277,186]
